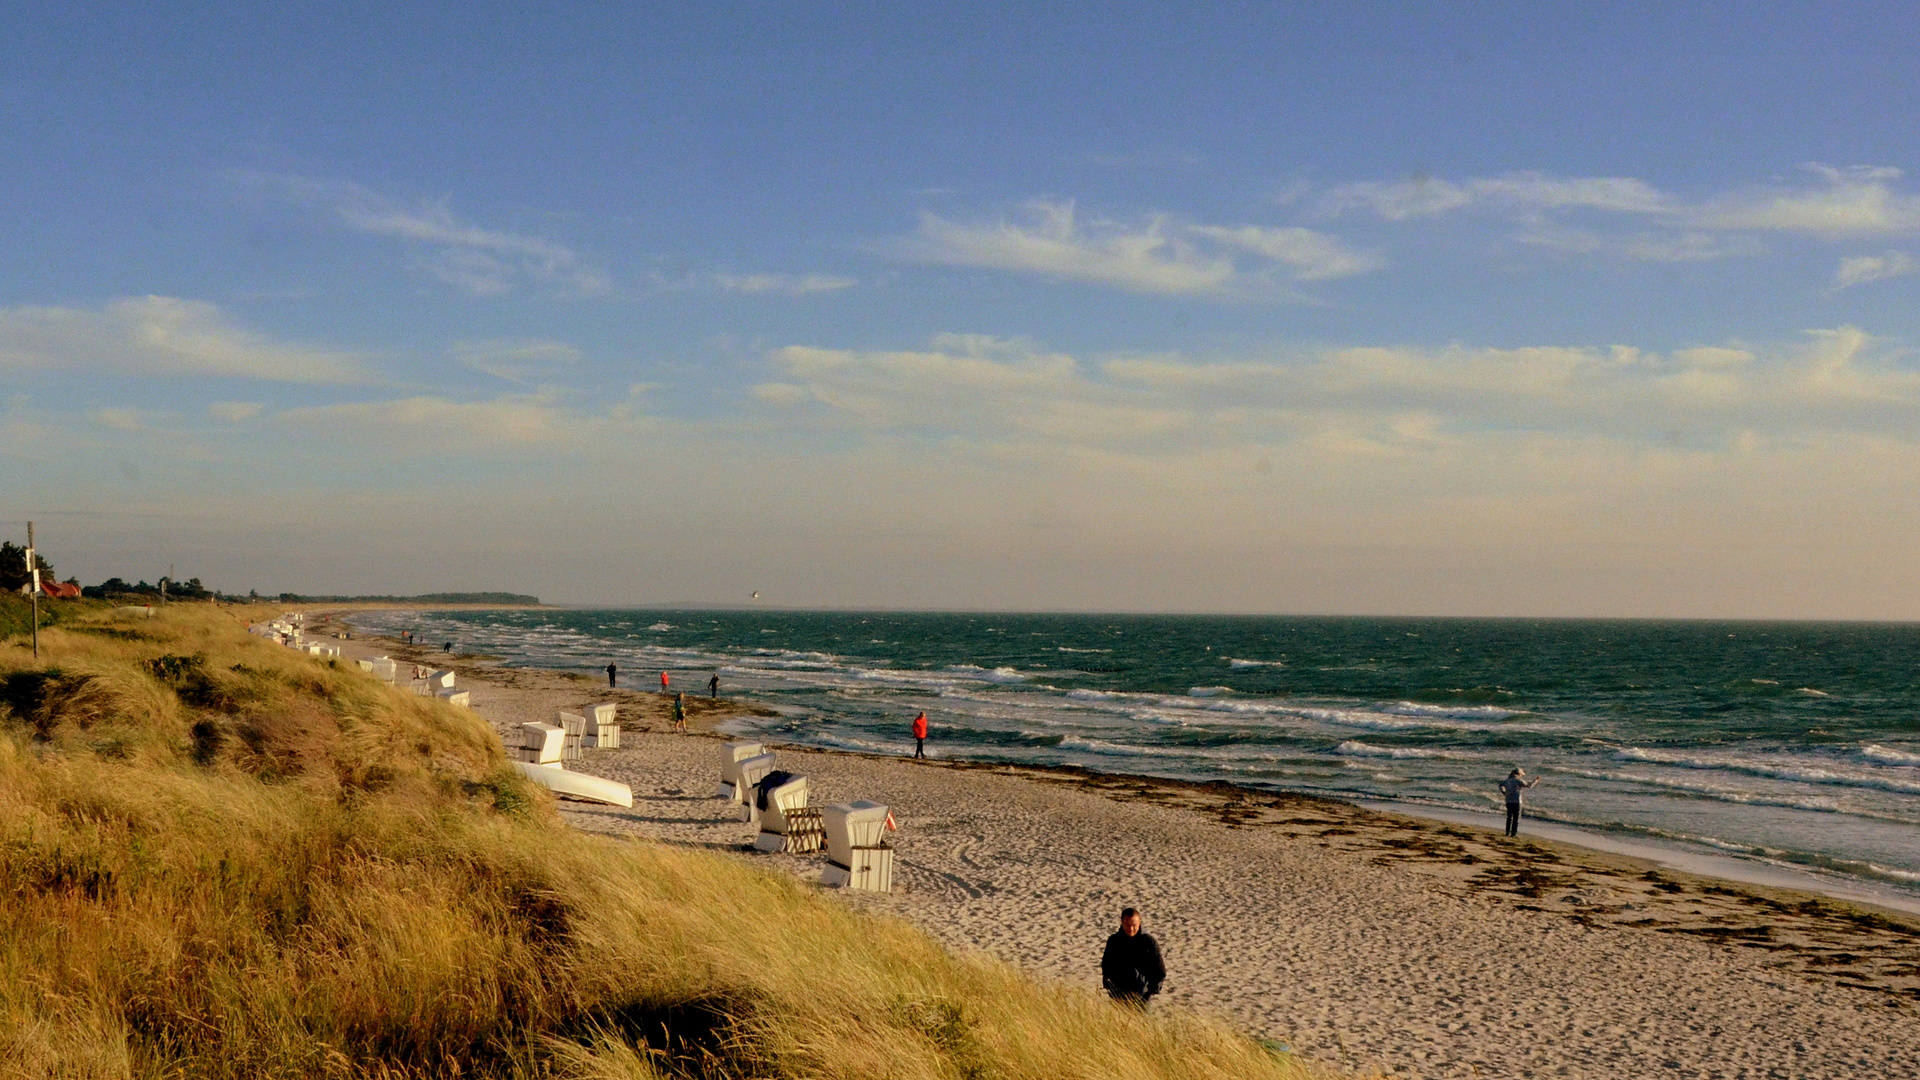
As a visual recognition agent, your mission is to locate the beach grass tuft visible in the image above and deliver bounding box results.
[0,605,1334,1079]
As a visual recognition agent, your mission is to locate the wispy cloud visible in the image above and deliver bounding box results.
[279,391,575,445]
[1695,166,1920,236]
[1323,172,1671,220]
[207,401,264,422]
[1833,251,1918,289]
[901,199,1378,297]
[0,296,371,383]
[1186,225,1386,280]
[1513,221,1764,263]
[1320,164,1920,266]
[711,272,857,295]
[238,172,612,297]
[449,339,583,383]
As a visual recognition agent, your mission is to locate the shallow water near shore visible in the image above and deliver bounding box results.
[356,609,1920,904]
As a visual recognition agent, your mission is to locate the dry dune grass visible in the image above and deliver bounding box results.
[0,606,1334,1080]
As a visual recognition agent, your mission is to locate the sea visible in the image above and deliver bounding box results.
[353,609,1920,902]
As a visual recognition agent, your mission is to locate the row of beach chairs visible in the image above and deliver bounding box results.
[510,704,632,808]
[517,705,621,764]
[718,741,896,892]
[350,655,470,707]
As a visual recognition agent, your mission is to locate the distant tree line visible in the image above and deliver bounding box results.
[4,541,536,606]
[271,592,541,605]
[81,577,215,601]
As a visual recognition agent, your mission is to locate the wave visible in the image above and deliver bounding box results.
[1862,744,1920,766]
[1617,747,1920,795]
[1228,658,1284,669]
[1187,686,1231,697]
[1381,701,1520,720]
[1057,646,1112,654]
[1335,740,1468,761]
[646,622,674,631]
[947,664,1027,684]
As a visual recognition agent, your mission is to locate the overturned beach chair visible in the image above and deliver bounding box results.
[519,722,566,765]
[510,761,633,808]
[587,703,619,748]
[751,773,823,854]
[428,669,456,689]
[821,801,895,892]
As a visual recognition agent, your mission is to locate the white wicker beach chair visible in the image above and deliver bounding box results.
[821,801,894,891]
[718,741,766,800]
[751,774,821,854]
[519,722,566,764]
[587,703,619,748]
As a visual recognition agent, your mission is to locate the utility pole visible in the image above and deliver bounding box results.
[26,521,39,660]
[162,562,172,607]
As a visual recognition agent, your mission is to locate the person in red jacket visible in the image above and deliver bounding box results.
[911,712,928,759]
[659,670,670,693]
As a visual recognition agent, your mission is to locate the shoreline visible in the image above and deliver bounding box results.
[315,606,1920,924]
[316,602,1920,921]
[1352,798,1920,919]
[313,611,1920,1078]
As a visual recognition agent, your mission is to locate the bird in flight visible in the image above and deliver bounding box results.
[751,591,760,600]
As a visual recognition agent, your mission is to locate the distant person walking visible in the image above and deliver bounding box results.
[911,711,928,759]
[1500,768,1540,837]
[1101,907,1165,1007]
[708,673,720,699]
[443,641,453,653]
[659,670,670,693]
[671,691,687,733]
[606,662,618,688]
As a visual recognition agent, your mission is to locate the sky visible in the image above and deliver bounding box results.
[5,3,1920,616]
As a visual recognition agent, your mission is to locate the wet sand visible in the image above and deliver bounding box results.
[325,618,1920,1080]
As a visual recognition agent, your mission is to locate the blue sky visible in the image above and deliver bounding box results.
[6,4,1920,615]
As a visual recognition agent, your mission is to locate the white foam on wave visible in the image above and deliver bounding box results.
[1618,747,1920,795]
[726,657,842,671]
[1797,687,1829,696]
[1057,646,1112,654]
[1382,701,1519,720]
[1187,686,1231,697]
[749,648,842,663]
[947,664,1027,684]
[1335,740,1466,760]
[1863,744,1920,766]
[646,622,674,632]
[1228,658,1284,669]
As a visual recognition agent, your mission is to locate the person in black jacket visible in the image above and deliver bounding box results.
[1100,907,1165,1006]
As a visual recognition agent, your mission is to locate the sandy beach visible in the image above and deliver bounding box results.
[330,619,1920,1080]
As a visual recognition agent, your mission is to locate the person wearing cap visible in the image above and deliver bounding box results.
[1101,907,1165,1006]
[1499,768,1540,837]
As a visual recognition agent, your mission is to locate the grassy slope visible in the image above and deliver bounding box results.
[0,605,1332,1080]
